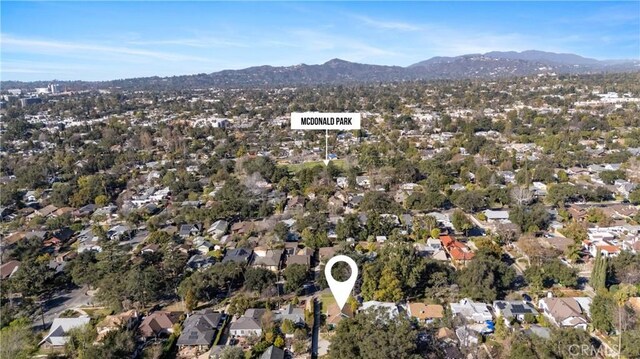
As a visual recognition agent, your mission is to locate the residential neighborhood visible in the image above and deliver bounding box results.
[1,15,640,358]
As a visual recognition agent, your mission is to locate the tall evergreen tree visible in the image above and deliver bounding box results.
[590,249,607,291]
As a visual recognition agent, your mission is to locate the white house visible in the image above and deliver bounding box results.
[336,177,349,189]
[40,317,91,348]
[483,210,510,223]
[450,299,493,323]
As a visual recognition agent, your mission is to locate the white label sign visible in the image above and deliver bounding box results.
[291,112,361,130]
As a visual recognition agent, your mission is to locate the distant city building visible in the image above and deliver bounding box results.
[49,83,62,94]
[20,97,43,107]
[7,89,22,96]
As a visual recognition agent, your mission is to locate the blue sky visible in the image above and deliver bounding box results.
[2,1,639,81]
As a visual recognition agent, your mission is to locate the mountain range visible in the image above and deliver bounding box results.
[3,50,639,90]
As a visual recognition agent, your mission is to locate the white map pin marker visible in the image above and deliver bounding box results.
[325,255,358,310]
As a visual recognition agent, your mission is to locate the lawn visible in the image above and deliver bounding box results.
[80,307,112,318]
[320,292,336,312]
[285,159,347,173]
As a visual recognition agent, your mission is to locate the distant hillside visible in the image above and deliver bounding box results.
[2,50,638,90]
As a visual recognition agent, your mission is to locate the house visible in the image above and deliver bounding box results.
[336,177,349,189]
[275,304,306,324]
[177,310,225,350]
[440,235,475,263]
[139,311,181,339]
[287,248,312,268]
[325,302,353,328]
[252,249,284,272]
[35,204,58,218]
[530,182,548,196]
[583,229,621,257]
[456,327,479,346]
[260,345,285,359]
[355,176,371,188]
[52,207,75,218]
[360,301,400,318]
[23,190,38,204]
[427,238,442,250]
[538,297,590,330]
[318,246,339,263]
[39,317,91,348]
[141,244,160,254]
[0,206,14,221]
[493,301,538,324]
[96,310,138,341]
[77,228,102,253]
[187,254,216,271]
[230,222,253,236]
[407,303,444,324]
[207,220,228,239]
[230,308,266,337]
[107,224,131,241]
[284,242,299,256]
[285,196,305,212]
[450,299,493,323]
[197,241,215,255]
[74,203,96,217]
[0,260,20,279]
[483,210,510,223]
[567,205,589,222]
[179,224,201,238]
[51,227,75,243]
[223,248,253,264]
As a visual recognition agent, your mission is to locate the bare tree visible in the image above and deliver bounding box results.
[510,186,534,206]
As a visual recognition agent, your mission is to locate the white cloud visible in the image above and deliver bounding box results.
[127,38,249,48]
[353,15,421,31]
[1,34,208,62]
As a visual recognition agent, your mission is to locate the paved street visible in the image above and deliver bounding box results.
[33,286,93,330]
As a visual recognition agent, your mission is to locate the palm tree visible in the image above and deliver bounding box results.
[614,284,638,358]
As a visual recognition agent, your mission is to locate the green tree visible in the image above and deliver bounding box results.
[451,190,487,213]
[456,252,515,301]
[621,329,640,359]
[8,257,55,297]
[281,319,295,335]
[451,209,473,235]
[405,191,445,211]
[591,293,615,334]
[220,346,245,359]
[629,188,640,205]
[336,214,361,240]
[374,267,403,302]
[590,249,607,291]
[244,268,277,293]
[614,284,638,357]
[94,194,109,206]
[494,316,508,340]
[328,308,421,359]
[283,264,309,294]
[0,318,38,359]
[99,328,136,358]
[509,204,551,232]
